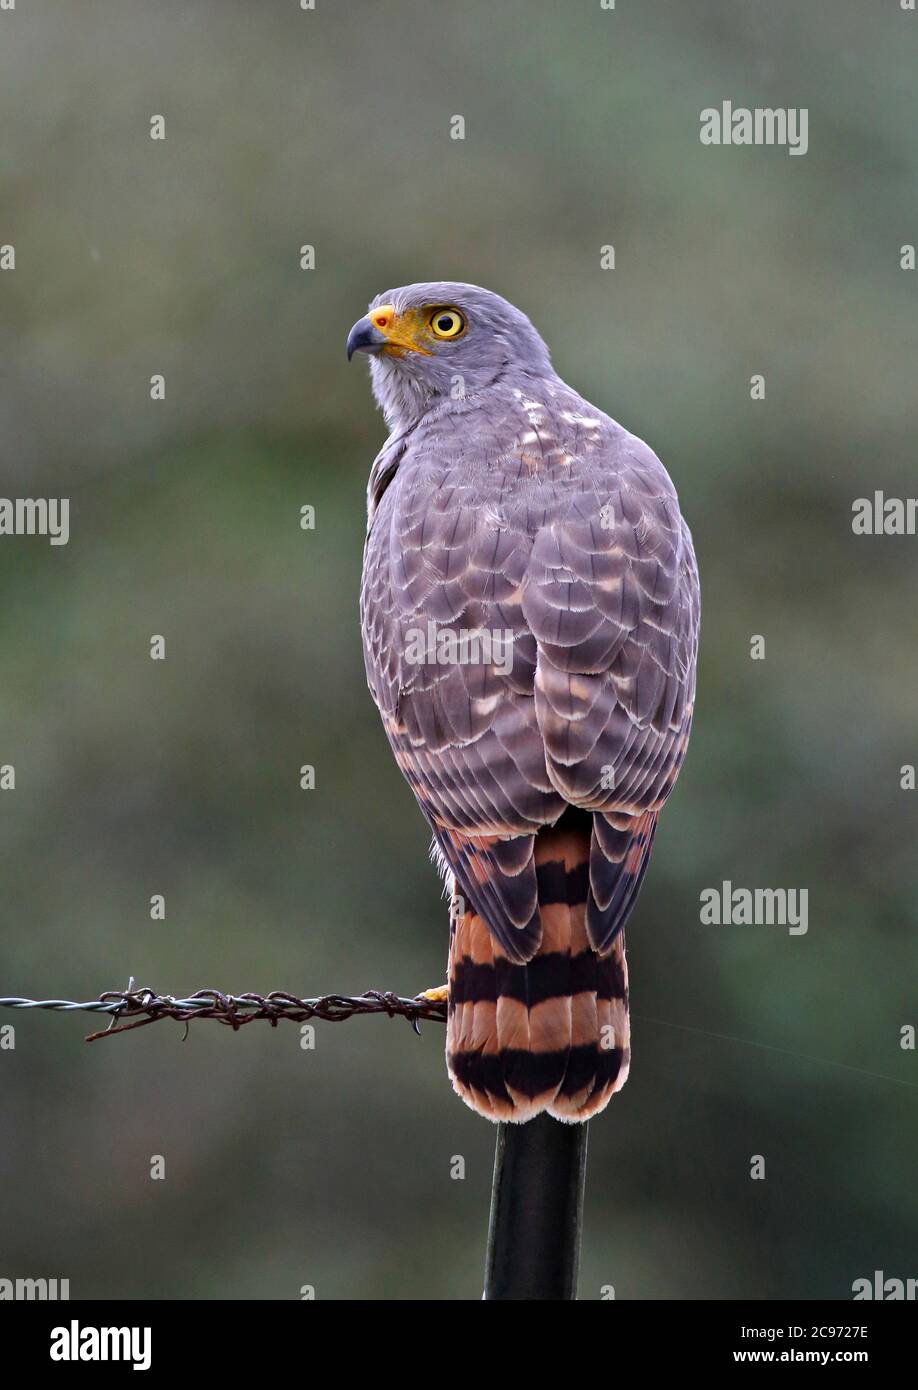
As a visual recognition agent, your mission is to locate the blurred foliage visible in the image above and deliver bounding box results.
[1,0,916,1299]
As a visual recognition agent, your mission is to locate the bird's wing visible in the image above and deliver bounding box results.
[521,426,699,949]
[360,435,565,961]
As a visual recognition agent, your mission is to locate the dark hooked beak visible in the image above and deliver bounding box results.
[346,316,387,361]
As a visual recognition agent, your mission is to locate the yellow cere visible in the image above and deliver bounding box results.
[368,304,466,356]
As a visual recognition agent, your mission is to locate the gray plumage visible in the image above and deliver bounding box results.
[354,281,699,964]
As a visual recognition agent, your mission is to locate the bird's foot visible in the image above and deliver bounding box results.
[420,984,449,1003]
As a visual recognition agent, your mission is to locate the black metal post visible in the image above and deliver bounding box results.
[483,1114,589,1300]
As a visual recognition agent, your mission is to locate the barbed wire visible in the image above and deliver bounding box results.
[2,989,912,1092]
[0,986,448,1043]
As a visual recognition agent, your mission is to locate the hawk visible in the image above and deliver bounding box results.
[348,282,699,1123]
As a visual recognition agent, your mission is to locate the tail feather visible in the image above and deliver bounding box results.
[446,814,631,1123]
[586,809,657,952]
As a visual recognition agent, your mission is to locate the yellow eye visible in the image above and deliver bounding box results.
[429,307,466,340]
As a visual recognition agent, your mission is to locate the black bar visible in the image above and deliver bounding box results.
[4,1301,913,1365]
[483,1114,589,1300]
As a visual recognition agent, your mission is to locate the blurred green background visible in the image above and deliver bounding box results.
[1,0,916,1300]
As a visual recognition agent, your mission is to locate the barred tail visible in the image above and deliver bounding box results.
[445,820,630,1124]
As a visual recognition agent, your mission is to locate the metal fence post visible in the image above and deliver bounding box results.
[483,1114,589,1300]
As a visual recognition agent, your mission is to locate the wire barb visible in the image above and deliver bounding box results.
[0,988,448,1042]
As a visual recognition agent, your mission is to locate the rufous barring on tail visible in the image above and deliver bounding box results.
[349,282,699,1122]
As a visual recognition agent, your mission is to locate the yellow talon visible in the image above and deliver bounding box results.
[421,984,449,1003]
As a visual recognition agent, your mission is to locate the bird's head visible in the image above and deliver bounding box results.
[346,281,554,429]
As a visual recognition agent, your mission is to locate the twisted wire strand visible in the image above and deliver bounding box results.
[0,987,448,1042]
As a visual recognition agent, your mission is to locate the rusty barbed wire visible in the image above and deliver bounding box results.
[0,986,448,1042]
